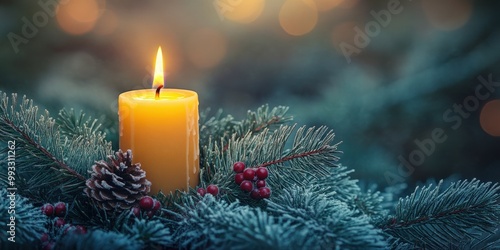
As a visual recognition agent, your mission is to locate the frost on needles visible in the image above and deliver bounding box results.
[0,91,499,249]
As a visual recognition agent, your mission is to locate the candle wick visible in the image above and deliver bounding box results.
[155,85,164,100]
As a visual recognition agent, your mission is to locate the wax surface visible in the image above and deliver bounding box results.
[119,89,199,194]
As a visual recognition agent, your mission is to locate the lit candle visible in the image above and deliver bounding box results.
[118,47,199,194]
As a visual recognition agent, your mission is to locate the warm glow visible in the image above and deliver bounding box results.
[314,0,343,12]
[422,0,472,31]
[218,0,265,23]
[153,47,164,88]
[480,100,500,137]
[56,0,102,35]
[279,0,318,36]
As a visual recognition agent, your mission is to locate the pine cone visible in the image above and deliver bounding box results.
[84,150,151,211]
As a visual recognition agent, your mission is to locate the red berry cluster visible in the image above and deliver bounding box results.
[41,202,66,218]
[233,162,271,200]
[197,184,219,197]
[40,202,86,250]
[131,196,162,218]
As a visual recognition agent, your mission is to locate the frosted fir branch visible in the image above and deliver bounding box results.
[56,229,143,250]
[122,218,173,247]
[3,115,85,181]
[0,190,47,244]
[380,179,500,248]
[199,105,292,154]
[56,108,106,140]
[234,105,293,135]
[165,195,311,250]
[0,92,112,203]
[201,125,341,203]
[267,185,388,249]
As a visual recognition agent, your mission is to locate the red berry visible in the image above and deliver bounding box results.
[139,196,155,211]
[54,202,66,217]
[259,187,271,199]
[256,167,268,180]
[131,206,141,217]
[40,233,49,242]
[152,199,161,212]
[233,162,246,173]
[197,187,207,197]
[206,185,219,196]
[41,204,54,216]
[243,168,256,180]
[234,173,245,185]
[54,218,65,228]
[250,189,261,200]
[75,225,87,234]
[240,180,253,192]
[146,210,155,219]
[256,180,266,188]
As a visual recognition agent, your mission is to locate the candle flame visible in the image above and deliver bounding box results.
[153,46,164,89]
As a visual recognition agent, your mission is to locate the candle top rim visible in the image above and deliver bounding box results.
[119,88,197,101]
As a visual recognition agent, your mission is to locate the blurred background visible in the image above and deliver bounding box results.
[0,0,499,187]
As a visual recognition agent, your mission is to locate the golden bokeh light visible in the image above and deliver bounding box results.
[56,0,103,35]
[279,0,318,36]
[480,100,500,137]
[217,0,265,23]
[421,0,472,31]
[314,0,344,12]
[186,29,227,69]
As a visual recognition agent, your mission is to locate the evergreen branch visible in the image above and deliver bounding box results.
[201,125,341,204]
[199,105,293,154]
[3,117,84,181]
[165,195,311,250]
[0,92,112,203]
[0,190,47,244]
[380,179,500,248]
[123,218,173,247]
[267,185,388,249]
[56,108,103,139]
[252,146,332,169]
[56,229,143,250]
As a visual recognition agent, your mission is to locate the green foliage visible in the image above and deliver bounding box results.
[56,229,142,250]
[0,190,47,244]
[166,195,310,250]
[0,92,112,203]
[202,125,341,204]
[267,185,388,249]
[380,179,500,249]
[123,218,173,247]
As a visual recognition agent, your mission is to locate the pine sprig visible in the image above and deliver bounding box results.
[201,125,341,203]
[56,229,143,250]
[0,92,112,203]
[56,108,103,139]
[380,179,500,248]
[122,218,173,247]
[166,195,311,250]
[0,190,47,244]
[267,185,388,249]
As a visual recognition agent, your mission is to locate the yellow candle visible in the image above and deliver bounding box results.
[118,47,199,194]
